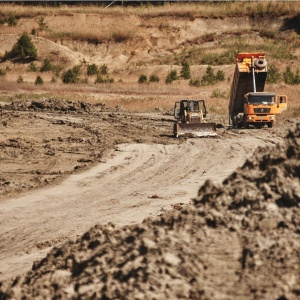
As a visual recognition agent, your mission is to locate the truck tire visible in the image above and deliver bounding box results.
[254,58,267,69]
[267,122,273,128]
[243,115,249,129]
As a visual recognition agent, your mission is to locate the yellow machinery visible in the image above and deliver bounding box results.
[173,100,217,137]
[229,52,287,128]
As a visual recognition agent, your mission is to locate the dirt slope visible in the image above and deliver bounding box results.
[0,110,299,299]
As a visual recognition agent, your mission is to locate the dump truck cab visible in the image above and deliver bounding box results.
[242,92,288,128]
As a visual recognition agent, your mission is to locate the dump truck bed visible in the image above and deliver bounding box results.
[229,53,267,123]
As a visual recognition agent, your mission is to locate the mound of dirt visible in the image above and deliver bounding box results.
[4,98,95,113]
[0,124,299,300]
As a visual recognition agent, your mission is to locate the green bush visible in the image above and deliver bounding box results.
[189,78,201,87]
[28,62,38,72]
[0,69,6,76]
[8,15,18,27]
[35,75,44,85]
[149,74,160,83]
[138,74,148,84]
[87,64,98,76]
[283,67,300,85]
[267,64,281,84]
[5,32,37,60]
[201,66,225,86]
[99,64,108,76]
[201,66,216,86]
[165,70,178,84]
[215,70,225,81]
[40,58,53,72]
[180,60,191,79]
[62,66,81,84]
[95,75,114,84]
[200,51,235,66]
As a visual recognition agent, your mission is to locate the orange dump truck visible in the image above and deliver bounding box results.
[229,52,287,128]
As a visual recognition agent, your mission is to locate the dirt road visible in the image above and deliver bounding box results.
[0,100,289,281]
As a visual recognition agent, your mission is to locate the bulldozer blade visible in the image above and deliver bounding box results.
[175,123,217,137]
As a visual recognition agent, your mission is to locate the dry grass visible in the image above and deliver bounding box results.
[0,2,299,118]
[0,2,299,18]
[1,80,299,119]
[0,80,229,113]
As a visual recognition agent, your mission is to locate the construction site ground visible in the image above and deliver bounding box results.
[0,99,298,286]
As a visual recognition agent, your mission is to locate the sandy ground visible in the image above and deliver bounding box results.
[0,99,296,285]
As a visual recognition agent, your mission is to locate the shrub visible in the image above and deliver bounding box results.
[28,62,37,72]
[87,64,98,76]
[62,66,81,84]
[267,64,281,84]
[149,74,160,83]
[215,70,225,81]
[99,64,108,76]
[8,15,18,27]
[95,75,114,84]
[180,60,191,79]
[0,69,6,76]
[5,32,37,60]
[138,74,148,84]
[189,78,201,87]
[283,67,300,85]
[201,66,216,86]
[35,75,43,85]
[211,88,228,99]
[166,70,178,84]
[17,75,24,83]
[201,66,225,86]
[40,58,53,72]
[200,51,235,66]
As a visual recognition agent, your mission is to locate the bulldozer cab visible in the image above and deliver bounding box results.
[174,100,207,119]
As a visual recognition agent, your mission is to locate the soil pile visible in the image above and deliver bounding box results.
[0,124,299,300]
[4,99,95,114]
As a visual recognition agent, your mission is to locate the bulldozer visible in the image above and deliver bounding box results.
[173,100,217,138]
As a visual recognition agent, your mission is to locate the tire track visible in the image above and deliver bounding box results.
[0,132,281,280]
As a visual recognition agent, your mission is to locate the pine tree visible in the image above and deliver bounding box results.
[5,32,37,60]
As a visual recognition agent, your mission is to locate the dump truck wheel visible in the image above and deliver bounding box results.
[243,116,249,129]
[267,122,273,128]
